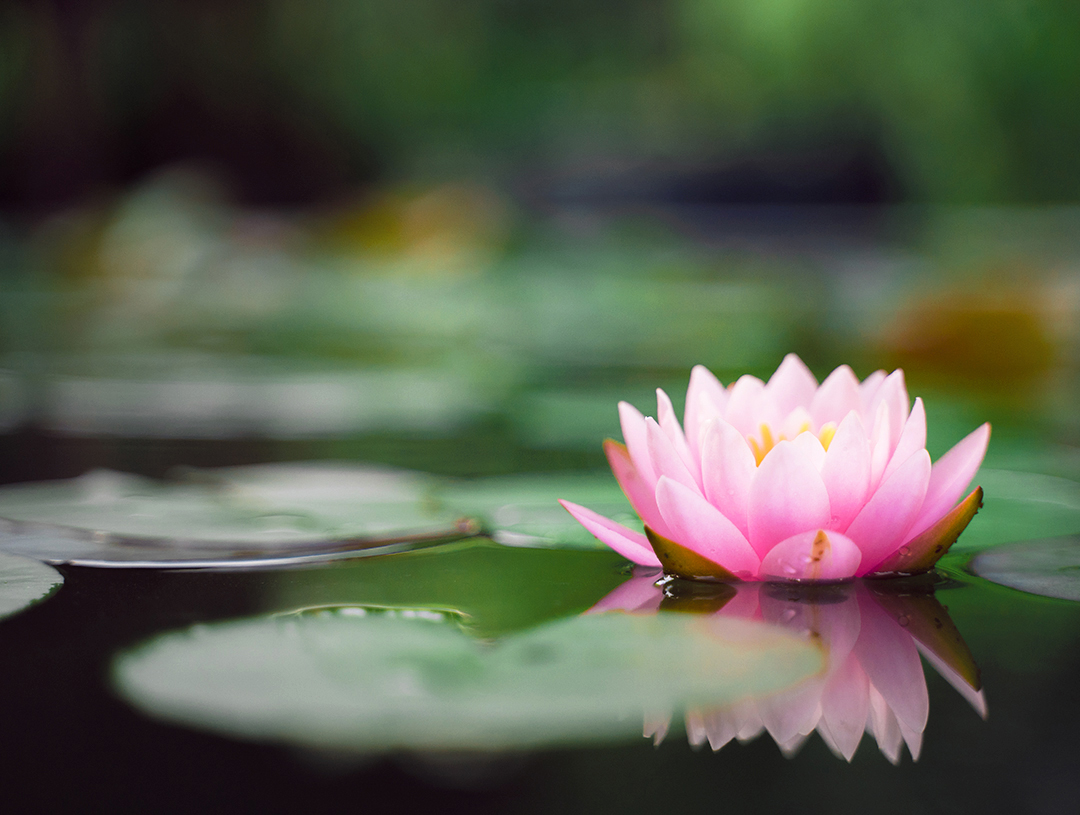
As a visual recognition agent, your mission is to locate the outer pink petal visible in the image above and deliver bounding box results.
[848,449,932,574]
[810,365,863,428]
[747,440,832,559]
[684,365,727,457]
[587,571,664,614]
[604,440,670,538]
[867,369,910,456]
[646,417,702,495]
[759,529,862,581]
[655,476,760,577]
[855,589,929,736]
[859,369,887,407]
[700,417,756,539]
[656,388,701,488]
[868,399,892,491]
[558,500,660,567]
[820,410,872,530]
[881,397,926,484]
[819,654,871,762]
[723,374,767,436]
[904,423,991,543]
[766,353,818,416]
[619,401,657,487]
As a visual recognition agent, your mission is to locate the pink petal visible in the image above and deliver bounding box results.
[881,397,927,484]
[723,374,767,436]
[558,500,660,567]
[915,643,988,719]
[646,417,702,495]
[810,365,863,428]
[868,687,904,765]
[868,399,892,491]
[759,679,825,747]
[619,401,657,487]
[848,449,932,574]
[604,440,670,538]
[820,410,872,530]
[747,440,832,559]
[819,654,870,761]
[684,365,727,455]
[759,529,862,582]
[780,406,814,440]
[904,423,991,542]
[656,388,701,489]
[789,430,826,471]
[766,353,818,416]
[859,369,887,407]
[867,369,910,456]
[700,417,756,539]
[587,571,664,614]
[855,590,929,736]
[655,476,760,577]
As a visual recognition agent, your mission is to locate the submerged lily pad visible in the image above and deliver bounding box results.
[113,609,824,752]
[436,472,636,549]
[970,537,1080,602]
[0,464,475,568]
[0,552,63,619]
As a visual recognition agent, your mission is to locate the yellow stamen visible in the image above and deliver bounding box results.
[748,421,836,465]
[748,423,775,466]
[818,423,837,451]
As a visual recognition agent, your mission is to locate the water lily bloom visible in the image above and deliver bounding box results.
[560,355,989,581]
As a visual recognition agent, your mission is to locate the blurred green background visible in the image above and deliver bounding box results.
[0,0,1078,485]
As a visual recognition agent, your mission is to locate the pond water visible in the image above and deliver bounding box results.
[1,205,1079,812]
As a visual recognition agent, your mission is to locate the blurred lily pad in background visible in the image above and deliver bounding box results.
[0,552,63,620]
[949,469,1080,554]
[0,464,475,567]
[113,608,824,753]
[970,537,1080,603]
[435,471,635,549]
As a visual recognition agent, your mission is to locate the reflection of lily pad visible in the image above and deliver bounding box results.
[0,464,475,568]
[0,552,63,619]
[113,609,823,752]
[948,469,1080,552]
[970,537,1080,602]
[437,472,636,549]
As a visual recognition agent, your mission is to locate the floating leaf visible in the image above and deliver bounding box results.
[263,539,629,639]
[947,470,1080,552]
[0,464,475,568]
[436,472,636,549]
[970,537,1080,602]
[113,609,824,753]
[0,552,63,619]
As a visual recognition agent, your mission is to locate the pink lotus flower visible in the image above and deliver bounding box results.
[560,355,989,581]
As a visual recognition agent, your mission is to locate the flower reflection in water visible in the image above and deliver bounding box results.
[593,569,986,764]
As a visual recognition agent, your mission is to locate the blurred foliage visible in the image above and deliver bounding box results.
[1,0,1079,204]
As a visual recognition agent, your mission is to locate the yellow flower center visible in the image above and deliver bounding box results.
[748,422,836,466]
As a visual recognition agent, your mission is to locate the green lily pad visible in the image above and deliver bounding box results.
[113,608,824,752]
[947,469,1080,552]
[263,539,629,639]
[436,472,636,549]
[969,537,1080,602]
[0,552,63,619]
[0,464,475,568]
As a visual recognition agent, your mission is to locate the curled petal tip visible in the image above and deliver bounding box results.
[868,486,983,577]
[645,526,739,582]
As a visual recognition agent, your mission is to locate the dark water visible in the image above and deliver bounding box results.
[2,512,1080,813]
